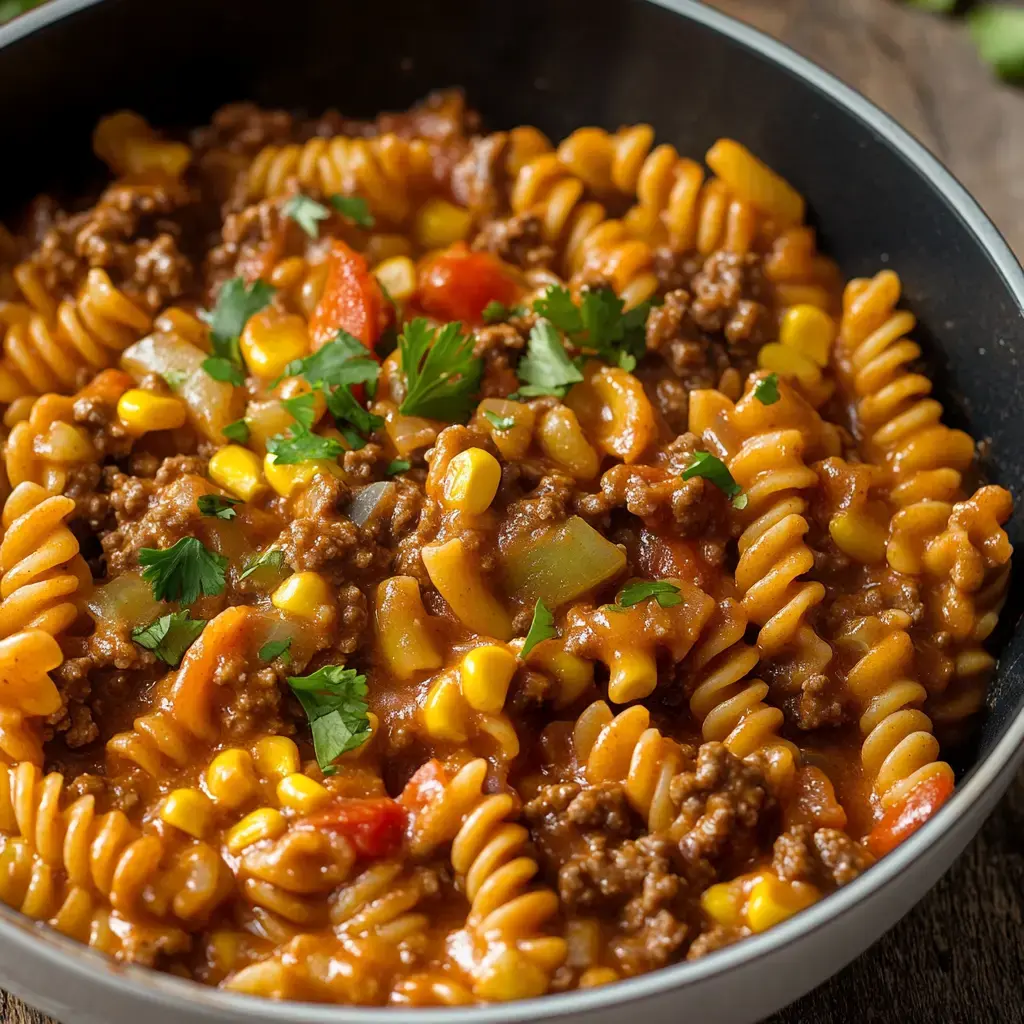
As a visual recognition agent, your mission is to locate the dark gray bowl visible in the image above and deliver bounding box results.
[0,0,1021,1021]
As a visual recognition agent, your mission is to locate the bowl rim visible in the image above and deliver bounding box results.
[1,0,1023,1021]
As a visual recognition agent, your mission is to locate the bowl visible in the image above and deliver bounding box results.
[0,0,1022,1021]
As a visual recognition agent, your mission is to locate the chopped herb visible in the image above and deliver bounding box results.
[520,600,557,659]
[483,409,516,431]
[138,537,228,605]
[398,318,482,421]
[259,637,293,666]
[202,278,274,385]
[330,194,375,229]
[239,548,286,581]
[617,580,682,609]
[386,459,411,476]
[481,300,526,324]
[533,285,582,333]
[161,368,188,392]
[266,426,344,465]
[516,320,584,397]
[131,611,207,667]
[287,665,372,770]
[682,451,748,509]
[280,331,374,386]
[197,494,242,520]
[222,419,250,444]
[201,356,246,386]
[282,392,318,430]
[968,4,1024,80]
[282,194,331,239]
[753,373,780,406]
[325,383,385,449]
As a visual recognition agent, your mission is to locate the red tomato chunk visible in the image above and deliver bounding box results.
[302,797,406,859]
[866,774,955,858]
[417,242,519,324]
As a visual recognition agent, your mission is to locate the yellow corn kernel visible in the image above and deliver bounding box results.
[460,645,518,713]
[829,508,887,564]
[276,773,331,814]
[209,445,266,501]
[757,342,821,387]
[271,571,332,619]
[240,310,309,381]
[116,389,187,435]
[375,576,443,679]
[365,233,413,264]
[746,875,820,933]
[779,305,836,368]
[252,736,300,780]
[422,673,470,743]
[263,452,342,498]
[225,807,288,854]
[414,198,473,249]
[442,447,502,515]
[473,946,549,1002]
[160,788,215,839]
[421,537,513,641]
[579,967,619,988]
[701,881,746,929]
[373,256,417,303]
[206,749,258,809]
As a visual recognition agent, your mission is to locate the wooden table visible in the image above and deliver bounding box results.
[4,0,1024,1021]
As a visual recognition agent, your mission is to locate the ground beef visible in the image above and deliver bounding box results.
[212,657,285,741]
[73,391,134,460]
[280,504,388,585]
[472,212,553,269]
[205,195,293,296]
[781,671,849,731]
[773,825,874,888]
[451,132,509,222]
[652,246,703,294]
[689,250,770,352]
[500,471,577,546]
[191,103,296,160]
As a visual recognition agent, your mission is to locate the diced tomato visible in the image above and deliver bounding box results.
[638,529,706,590]
[790,765,848,831]
[398,758,448,816]
[866,773,955,858]
[309,239,386,351]
[417,242,520,324]
[302,797,406,859]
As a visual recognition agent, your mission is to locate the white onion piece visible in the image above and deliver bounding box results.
[87,572,163,631]
[345,481,393,527]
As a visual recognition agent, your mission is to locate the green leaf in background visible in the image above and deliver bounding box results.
[969,5,1024,81]
[905,0,957,12]
[0,0,45,23]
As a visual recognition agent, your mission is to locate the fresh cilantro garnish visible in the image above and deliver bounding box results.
[520,600,557,659]
[481,300,526,324]
[161,369,188,392]
[259,637,293,666]
[222,419,250,444]
[386,459,411,476]
[282,392,318,430]
[197,494,242,520]
[682,452,748,509]
[239,548,286,581]
[516,320,584,397]
[279,332,379,391]
[283,194,330,239]
[131,611,207,667]
[483,409,516,431]
[202,277,274,386]
[617,580,683,609]
[398,319,482,421]
[266,428,344,465]
[330,194,375,229]
[138,537,228,605]
[325,384,384,450]
[753,373,780,406]
[287,665,372,770]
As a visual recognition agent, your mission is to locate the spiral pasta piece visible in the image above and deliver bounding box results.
[4,394,98,493]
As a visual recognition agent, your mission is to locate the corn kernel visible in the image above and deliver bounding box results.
[271,571,332,620]
[225,807,287,854]
[240,310,309,381]
[365,233,413,264]
[442,447,502,515]
[116,389,187,435]
[579,967,619,988]
[757,342,821,387]
[747,875,820,933]
[373,256,417,303]
[473,946,548,1001]
[779,305,836,368]
[252,736,300,780]
[459,645,517,713]
[160,788,215,839]
[829,508,887,564]
[206,749,258,809]
[701,881,746,928]
[422,673,470,742]
[209,445,266,501]
[414,198,474,249]
[263,452,342,498]
[276,773,331,814]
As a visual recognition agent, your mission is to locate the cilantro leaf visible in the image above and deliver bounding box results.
[161,368,188,392]
[259,637,293,666]
[197,494,242,520]
[287,665,372,770]
[968,4,1024,80]
[325,384,384,447]
[516,320,584,397]
[617,580,682,609]
[483,409,516,431]
[520,600,557,659]
[283,194,330,239]
[279,332,379,391]
[386,459,411,476]
[330,194,375,229]
[208,277,274,364]
[222,419,250,444]
[266,427,345,465]
[482,300,526,324]
[753,373,780,406]
[201,356,246,386]
[138,537,228,605]
[282,392,318,430]
[533,285,582,334]
[131,611,207,667]
[682,452,747,509]
[398,319,482,421]
[239,548,286,581]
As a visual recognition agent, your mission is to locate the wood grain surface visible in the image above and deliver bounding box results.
[4,0,1024,1022]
